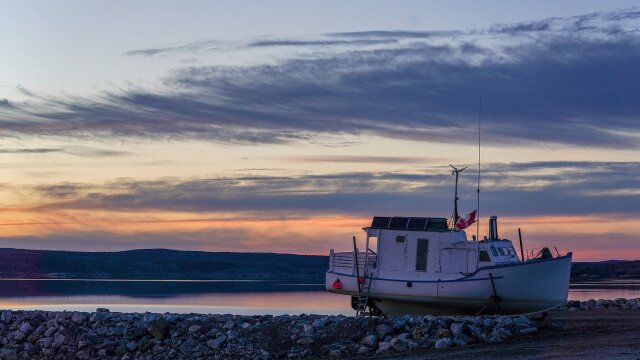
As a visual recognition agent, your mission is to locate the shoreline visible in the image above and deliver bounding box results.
[0,299,638,359]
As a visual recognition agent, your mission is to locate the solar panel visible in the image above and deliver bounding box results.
[427,218,449,231]
[371,216,391,228]
[389,217,410,229]
[369,216,450,231]
[406,217,428,230]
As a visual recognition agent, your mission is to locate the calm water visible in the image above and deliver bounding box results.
[0,279,638,315]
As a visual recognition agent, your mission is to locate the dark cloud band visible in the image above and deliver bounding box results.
[1,9,640,148]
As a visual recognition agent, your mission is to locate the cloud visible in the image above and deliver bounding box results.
[0,99,14,108]
[0,146,128,157]
[281,155,437,164]
[122,40,223,57]
[0,148,60,154]
[2,9,640,147]
[29,161,640,218]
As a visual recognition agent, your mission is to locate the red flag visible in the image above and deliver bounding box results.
[455,210,477,230]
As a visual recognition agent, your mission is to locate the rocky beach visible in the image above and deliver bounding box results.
[0,298,637,359]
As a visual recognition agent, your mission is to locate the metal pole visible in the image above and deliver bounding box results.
[454,170,459,223]
[518,228,525,261]
[364,233,370,276]
[353,236,361,294]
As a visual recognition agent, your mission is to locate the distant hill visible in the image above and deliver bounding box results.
[571,260,640,281]
[0,248,329,281]
[0,248,638,281]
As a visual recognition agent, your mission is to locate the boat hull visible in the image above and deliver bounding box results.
[326,253,572,315]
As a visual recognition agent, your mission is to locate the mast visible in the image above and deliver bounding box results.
[450,165,467,225]
[476,95,482,241]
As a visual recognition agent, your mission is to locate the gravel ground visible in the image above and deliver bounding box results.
[378,310,640,360]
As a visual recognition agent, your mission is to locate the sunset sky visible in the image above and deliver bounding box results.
[0,1,639,261]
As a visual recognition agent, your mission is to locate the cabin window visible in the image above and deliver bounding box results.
[479,251,491,262]
[396,235,406,243]
[496,247,505,256]
[490,246,498,257]
[415,239,429,271]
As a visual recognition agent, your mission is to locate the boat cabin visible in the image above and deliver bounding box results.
[329,215,520,281]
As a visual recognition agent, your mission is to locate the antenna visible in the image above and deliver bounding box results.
[476,95,482,241]
[450,164,467,225]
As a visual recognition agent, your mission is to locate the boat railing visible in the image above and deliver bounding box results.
[329,249,377,276]
[525,246,565,260]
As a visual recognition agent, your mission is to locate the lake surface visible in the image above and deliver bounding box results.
[1,279,639,315]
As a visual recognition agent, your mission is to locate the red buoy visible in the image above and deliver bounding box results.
[332,278,343,289]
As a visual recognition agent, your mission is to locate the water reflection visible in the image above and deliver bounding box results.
[0,279,638,315]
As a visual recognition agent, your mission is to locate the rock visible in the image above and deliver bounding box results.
[376,324,393,338]
[1,310,12,323]
[90,312,110,322]
[303,324,314,334]
[436,328,452,338]
[179,339,198,355]
[188,324,201,333]
[76,351,90,360]
[96,308,110,312]
[450,322,463,337]
[466,324,483,338]
[19,322,33,334]
[390,337,408,352]
[71,313,86,323]
[223,320,236,330]
[40,337,53,348]
[126,341,138,351]
[519,326,537,335]
[148,318,170,340]
[297,337,314,345]
[377,342,391,352]
[362,334,378,347]
[489,328,512,342]
[0,349,18,360]
[207,335,226,349]
[357,345,370,354]
[51,333,65,349]
[434,338,453,349]
[392,318,407,330]
[453,338,467,347]
[329,349,342,357]
[311,319,327,328]
[14,330,26,341]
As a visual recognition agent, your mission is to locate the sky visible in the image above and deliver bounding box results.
[0,0,639,261]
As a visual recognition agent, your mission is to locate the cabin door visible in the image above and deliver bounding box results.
[415,239,429,271]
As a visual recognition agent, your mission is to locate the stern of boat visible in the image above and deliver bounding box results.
[325,249,376,296]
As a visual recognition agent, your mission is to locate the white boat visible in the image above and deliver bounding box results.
[325,169,572,316]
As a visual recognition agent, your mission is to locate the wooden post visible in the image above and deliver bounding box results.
[518,228,525,261]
